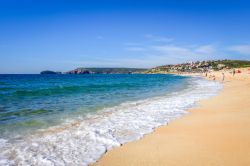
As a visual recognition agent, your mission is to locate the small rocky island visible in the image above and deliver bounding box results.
[40,70,62,74]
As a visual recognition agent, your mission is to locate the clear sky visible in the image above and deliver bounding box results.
[1,0,250,73]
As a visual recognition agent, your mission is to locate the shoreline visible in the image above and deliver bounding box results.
[0,74,220,165]
[93,68,250,166]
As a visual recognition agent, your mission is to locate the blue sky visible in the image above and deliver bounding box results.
[1,0,250,73]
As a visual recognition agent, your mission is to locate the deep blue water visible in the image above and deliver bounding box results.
[0,74,189,138]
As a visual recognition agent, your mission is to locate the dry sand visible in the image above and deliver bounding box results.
[94,68,250,166]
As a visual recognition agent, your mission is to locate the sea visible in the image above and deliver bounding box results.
[0,74,222,165]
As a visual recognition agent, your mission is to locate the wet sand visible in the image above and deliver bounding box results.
[94,68,250,166]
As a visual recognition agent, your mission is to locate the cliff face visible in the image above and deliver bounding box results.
[66,68,91,74]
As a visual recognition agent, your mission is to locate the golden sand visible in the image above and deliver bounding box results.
[94,68,250,166]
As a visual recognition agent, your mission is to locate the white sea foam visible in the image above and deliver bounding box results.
[0,77,222,166]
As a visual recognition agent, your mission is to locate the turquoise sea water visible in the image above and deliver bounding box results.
[0,74,222,165]
[0,74,188,138]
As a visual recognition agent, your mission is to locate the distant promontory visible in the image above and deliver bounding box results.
[65,68,147,74]
[40,68,147,75]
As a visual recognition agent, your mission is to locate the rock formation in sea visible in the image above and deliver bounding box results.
[40,71,62,74]
[66,68,92,74]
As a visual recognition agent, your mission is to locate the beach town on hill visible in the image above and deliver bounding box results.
[146,60,250,74]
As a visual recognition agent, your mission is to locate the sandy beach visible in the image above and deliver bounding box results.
[94,68,250,166]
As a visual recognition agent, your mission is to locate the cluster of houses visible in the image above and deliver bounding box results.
[148,61,227,73]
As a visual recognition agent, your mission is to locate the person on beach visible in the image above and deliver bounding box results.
[222,72,225,82]
[232,69,235,76]
[211,74,215,80]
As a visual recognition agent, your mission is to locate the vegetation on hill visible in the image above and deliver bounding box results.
[146,60,250,74]
[210,60,250,68]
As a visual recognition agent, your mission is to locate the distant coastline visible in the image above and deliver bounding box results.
[40,60,250,75]
[40,68,147,75]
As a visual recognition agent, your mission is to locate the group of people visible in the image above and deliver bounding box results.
[204,69,237,82]
[205,72,216,80]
